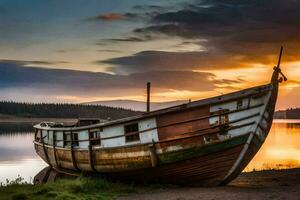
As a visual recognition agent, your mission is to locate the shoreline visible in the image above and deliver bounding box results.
[0,168,300,199]
[119,168,300,200]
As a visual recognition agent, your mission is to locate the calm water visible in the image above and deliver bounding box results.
[0,120,300,184]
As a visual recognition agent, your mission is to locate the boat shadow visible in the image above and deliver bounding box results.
[33,167,79,184]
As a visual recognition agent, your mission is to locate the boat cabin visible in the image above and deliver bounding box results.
[35,117,159,149]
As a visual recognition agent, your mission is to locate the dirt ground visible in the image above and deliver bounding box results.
[119,168,300,200]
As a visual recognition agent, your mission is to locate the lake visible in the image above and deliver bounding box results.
[0,120,300,184]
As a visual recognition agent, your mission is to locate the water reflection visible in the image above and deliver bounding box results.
[245,119,300,171]
[0,126,47,184]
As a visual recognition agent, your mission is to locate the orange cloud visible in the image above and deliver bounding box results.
[96,13,125,21]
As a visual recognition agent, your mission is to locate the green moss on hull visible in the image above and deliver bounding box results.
[158,134,250,164]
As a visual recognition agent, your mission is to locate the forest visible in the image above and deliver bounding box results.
[284,108,300,119]
[274,108,300,119]
[0,101,141,120]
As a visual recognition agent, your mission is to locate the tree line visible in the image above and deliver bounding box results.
[285,108,300,119]
[0,101,141,120]
[274,107,300,119]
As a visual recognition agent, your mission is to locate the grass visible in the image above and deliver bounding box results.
[0,175,159,200]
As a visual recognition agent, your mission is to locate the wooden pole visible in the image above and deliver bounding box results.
[277,46,283,69]
[147,82,151,112]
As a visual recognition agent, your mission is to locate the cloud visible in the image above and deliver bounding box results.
[100,50,253,74]
[100,0,300,74]
[0,62,242,101]
[124,12,139,18]
[86,11,141,22]
[0,59,69,66]
[97,50,123,53]
[56,48,82,53]
[95,35,155,47]
[89,13,125,21]
[85,11,140,23]
[132,5,163,11]
[100,35,153,43]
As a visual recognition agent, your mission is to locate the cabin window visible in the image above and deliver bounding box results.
[237,99,243,109]
[124,123,140,143]
[73,133,79,147]
[64,132,72,147]
[89,128,101,146]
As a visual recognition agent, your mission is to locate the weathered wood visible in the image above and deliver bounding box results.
[148,142,158,167]
[42,132,52,167]
[53,131,59,168]
[35,132,249,174]
[88,145,97,172]
[70,131,79,170]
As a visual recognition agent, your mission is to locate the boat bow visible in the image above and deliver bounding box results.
[221,46,287,185]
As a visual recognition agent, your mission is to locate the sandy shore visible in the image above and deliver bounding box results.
[119,168,300,200]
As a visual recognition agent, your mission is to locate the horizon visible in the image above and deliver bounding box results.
[1,0,300,110]
[1,99,300,112]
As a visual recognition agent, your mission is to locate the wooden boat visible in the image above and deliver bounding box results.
[33,47,287,186]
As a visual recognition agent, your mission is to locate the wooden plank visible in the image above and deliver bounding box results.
[88,145,97,172]
[148,143,158,167]
[35,132,249,173]
[53,131,59,168]
[158,133,249,165]
[103,144,244,186]
[70,131,79,170]
[42,132,52,167]
[157,106,211,140]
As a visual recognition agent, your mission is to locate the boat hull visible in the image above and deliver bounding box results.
[33,81,278,186]
[35,133,248,186]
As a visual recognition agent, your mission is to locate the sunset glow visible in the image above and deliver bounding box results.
[1,0,300,110]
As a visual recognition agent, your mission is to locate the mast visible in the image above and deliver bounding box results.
[271,46,287,83]
[147,82,151,112]
[277,46,283,69]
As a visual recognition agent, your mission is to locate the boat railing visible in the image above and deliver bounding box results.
[34,102,264,149]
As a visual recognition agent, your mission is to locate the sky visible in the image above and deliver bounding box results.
[1,0,300,110]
